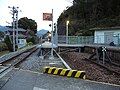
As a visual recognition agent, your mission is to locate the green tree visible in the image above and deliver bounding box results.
[4,35,13,52]
[18,17,37,34]
[57,0,120,36]
[0,31,4,38]
[26,37,35,44]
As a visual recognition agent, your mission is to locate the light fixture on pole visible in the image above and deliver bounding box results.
[66,20,69,44]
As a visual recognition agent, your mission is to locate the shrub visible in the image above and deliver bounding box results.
[26,37,35,44]
[4,35,13,52]
[0,43,8,51]
[26,42,33,46]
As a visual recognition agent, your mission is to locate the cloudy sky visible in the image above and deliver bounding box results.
[0,0,73,31]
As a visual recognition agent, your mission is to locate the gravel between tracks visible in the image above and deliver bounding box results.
[60,52,120,85]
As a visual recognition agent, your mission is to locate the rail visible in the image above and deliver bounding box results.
[0,47,38,78]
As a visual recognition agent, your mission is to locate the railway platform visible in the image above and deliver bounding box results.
[0,44,120,90]
[0,68,120,90]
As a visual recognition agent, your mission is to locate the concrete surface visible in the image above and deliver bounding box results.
[1,69,120,90]
[0,47,120,90]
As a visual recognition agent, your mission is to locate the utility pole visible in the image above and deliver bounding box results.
[8,6,19,52]
[50,9,54,59]
[54,23,58,46]
[16,10,18,46]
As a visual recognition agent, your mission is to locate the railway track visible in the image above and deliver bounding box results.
[0,46,70,77]
[1,47,37,65]
[0,47,38,78]
[60,52,120,85]
[84,58,120,75]
[38,48,71,69]
[59,47,120,75]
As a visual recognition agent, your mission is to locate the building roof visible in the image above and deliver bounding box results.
[6,28,26,32]
[37,29,49,37]
[90,26,120,31]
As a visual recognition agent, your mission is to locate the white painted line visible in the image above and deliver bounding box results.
[33,87,48,90]
[84,79,120,87]
[19,69,43,74]
[0,67,8,72]
[0,68,12,78]
[49,62,56,65]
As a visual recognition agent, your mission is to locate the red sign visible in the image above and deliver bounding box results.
[43,13,52,21]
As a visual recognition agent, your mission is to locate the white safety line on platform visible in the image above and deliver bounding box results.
[19,69,43,74]
[33,87,48,90]
[84,79,120,87]
[0,68,12,78]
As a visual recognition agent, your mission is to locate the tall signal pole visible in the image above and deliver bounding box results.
[8,6,19,52]
[16,10,18,46]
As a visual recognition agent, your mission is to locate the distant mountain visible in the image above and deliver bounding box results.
[37,29,49,37]
[0,25,8,32]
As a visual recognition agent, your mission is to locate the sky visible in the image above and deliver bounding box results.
[0,0,73,31]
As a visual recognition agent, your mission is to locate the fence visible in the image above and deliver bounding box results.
[57,35,120,46]
[58,35,94,44]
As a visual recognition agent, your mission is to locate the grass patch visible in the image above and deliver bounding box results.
[0,51,9,56]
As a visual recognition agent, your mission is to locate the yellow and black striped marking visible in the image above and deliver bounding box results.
[43,66,85,79]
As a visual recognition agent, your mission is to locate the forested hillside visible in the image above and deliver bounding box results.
[57,0,120,36]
